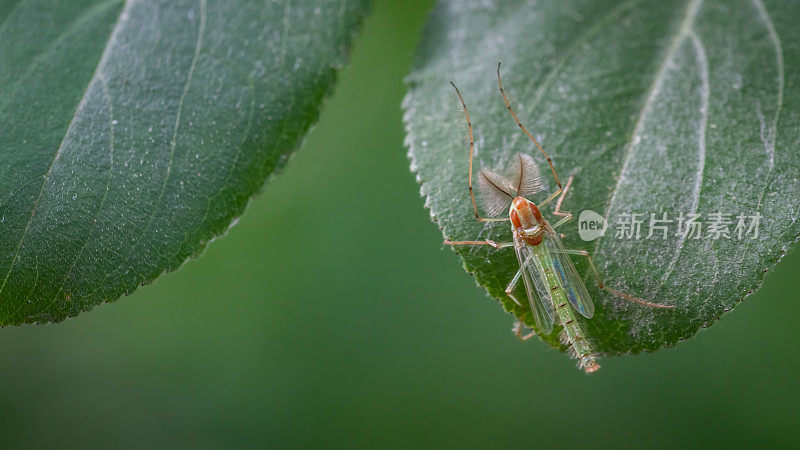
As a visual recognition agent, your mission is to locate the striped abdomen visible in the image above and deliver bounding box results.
[542,263,600,373]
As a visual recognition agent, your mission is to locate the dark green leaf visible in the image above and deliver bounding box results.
[0,0,371,325]
[404,0,799,354]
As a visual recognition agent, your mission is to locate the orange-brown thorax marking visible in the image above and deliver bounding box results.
[509,196,544,246]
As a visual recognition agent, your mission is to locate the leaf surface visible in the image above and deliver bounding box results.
[0,0,371,324]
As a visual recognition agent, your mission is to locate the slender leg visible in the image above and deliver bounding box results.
[472,242,534,335]
[545,174,671,309]
[560,249,674,309]
[444,239,513,249]
[512,321,536,340]
[551,175,574,229]
[497,62,562,197]
[450,81,510,223]
[444,238,520,306]
[445,239,521,307]
[538,187,563,208]
[503,248,539,306]
[504,267,525,306]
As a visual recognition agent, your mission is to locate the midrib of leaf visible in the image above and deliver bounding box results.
[0,0,121,183]
[596,0,704,288]
[655,29,709,289]
[48,74,117,308]
[84,1,208,293]
[0,0,126,305]
[49,0,211,308]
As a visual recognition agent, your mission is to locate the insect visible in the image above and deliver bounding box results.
[445,63,673,373]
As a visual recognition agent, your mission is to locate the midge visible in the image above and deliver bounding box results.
[445,63,673,373]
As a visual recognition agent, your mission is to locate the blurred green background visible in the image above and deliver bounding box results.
[1,1,799,448]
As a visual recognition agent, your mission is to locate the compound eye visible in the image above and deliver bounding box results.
[509,209,521,228]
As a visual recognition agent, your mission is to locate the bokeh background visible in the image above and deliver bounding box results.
[1,1,799,448]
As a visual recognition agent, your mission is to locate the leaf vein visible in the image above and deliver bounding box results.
[657,29,709,289]
[40,75,117,316]
[594,0,702,257]
[0,0,122,184]
[87,0,208,295]
[529,0,646,116]
[0,0,128,306]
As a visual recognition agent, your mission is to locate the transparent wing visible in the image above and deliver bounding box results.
[544,231,595,319]
[514,234,556,334]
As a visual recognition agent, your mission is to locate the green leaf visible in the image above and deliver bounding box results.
[0,0,371,325]
[404,0,799,354]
